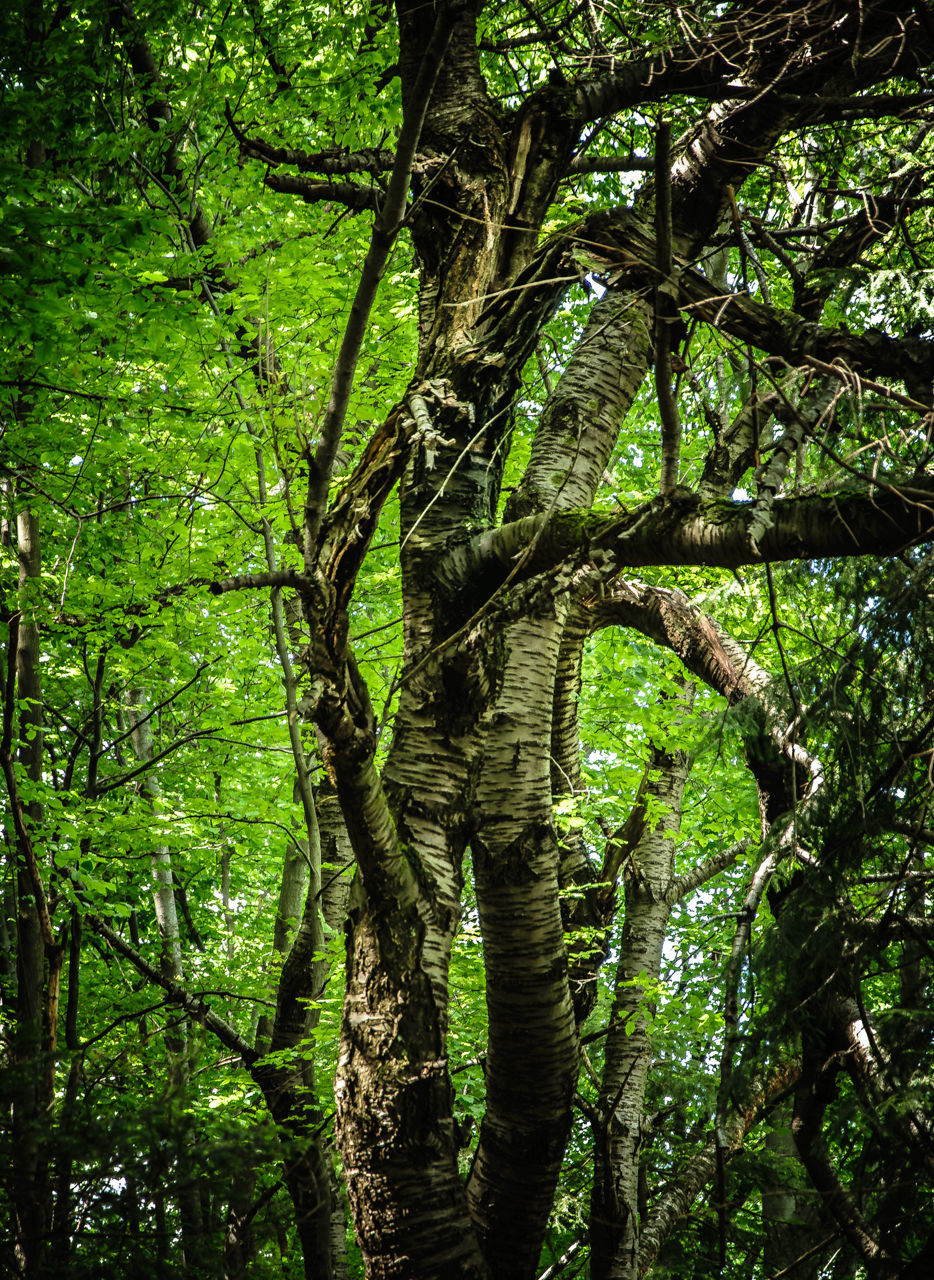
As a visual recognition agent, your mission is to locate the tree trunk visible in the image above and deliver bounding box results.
[762,1104,821,1280]
[126,688,212,1276]
[590,705,694,1280]
[9,508,54,1279]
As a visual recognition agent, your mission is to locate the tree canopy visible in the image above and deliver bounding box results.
[2,1,934,1277]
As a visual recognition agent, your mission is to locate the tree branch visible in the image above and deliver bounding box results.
[792,1044,890,1269]
[209,569,316,597]
[242,0,294,90]
[666,838,752,904]
[225,107,395,177]
[85,911,257,1064]
[102,660,212,758]
[568,153,653,175]
[262,172,380,213]
[111,0,213,248]
[442,477,934,605]
[570,210,934,398]
[302,4,458,561]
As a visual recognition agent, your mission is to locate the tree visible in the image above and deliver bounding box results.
[2,0,934,1277]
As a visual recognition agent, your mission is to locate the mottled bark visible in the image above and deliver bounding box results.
[325,388,492,1275]
[447,478,934,606]
[467,614,579,1279]
[505,289,654,521]
[464,227,671,1270]
[327,662,483,1276]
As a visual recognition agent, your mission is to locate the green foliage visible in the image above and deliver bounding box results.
[3,2,934,1277]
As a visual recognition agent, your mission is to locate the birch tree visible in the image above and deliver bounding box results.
[3,0,934,1277]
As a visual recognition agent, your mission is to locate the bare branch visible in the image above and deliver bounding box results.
[570,210,934,397]
[667,838,752,904]
[568,153,653,175]
[443,476,934,605]
[535,1239,584,1280]
[226,107,395,177]
[209,569,316,597]
[102,661,212,759]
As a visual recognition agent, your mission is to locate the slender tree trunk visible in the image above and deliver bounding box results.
[49,1057,82,1276]
[254,789,309,1055]
[590,701,694,1280]
[127,688,212,1276]
[10,508,53,1280]
[249,781,356,1280]
[762,1103,820,1280]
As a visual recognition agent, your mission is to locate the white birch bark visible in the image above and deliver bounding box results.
[590,693,694,1280]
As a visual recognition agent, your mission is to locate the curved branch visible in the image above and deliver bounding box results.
[503,287,655,521]
[792,1039,890,1270]
[571,211,934,398]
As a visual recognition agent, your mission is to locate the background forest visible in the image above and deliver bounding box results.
[3,1,934,1278]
